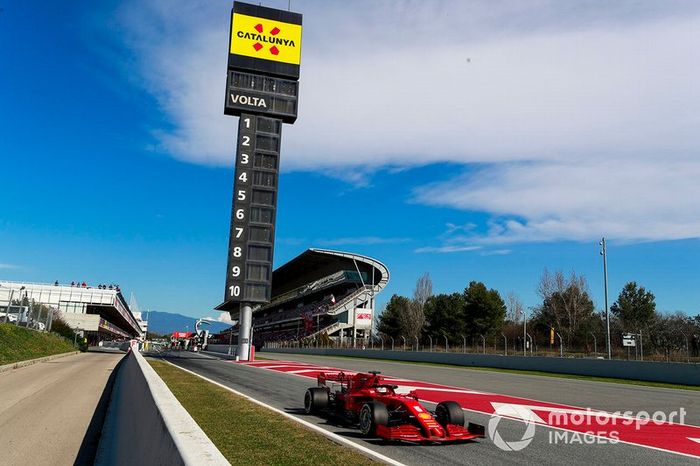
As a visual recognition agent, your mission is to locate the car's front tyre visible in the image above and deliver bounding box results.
[435,401,465,428]
[359,401,389,436]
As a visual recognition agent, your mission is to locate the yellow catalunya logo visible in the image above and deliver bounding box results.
[230,13,302,65]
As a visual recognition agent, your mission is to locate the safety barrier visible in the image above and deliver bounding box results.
[261,347,700,386]
[95,350,229,465]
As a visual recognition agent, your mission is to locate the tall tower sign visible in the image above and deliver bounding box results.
[217,1,302,361]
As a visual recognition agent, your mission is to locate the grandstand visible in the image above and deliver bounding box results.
[213,248,389,348]
[0,280,142,341]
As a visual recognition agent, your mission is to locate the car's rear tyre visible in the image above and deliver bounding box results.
[359,401,389,436]
[435,401,465,427]
[304,387,329,414]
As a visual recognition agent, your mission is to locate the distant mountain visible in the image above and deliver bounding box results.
[146,311,231,336]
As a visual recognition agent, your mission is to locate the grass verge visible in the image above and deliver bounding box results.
[149,359,377,465]
[0,323,75,365]
[272,352,700,392]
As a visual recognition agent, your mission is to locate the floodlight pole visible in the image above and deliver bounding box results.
[600,237,612,360]
[679,330,689,363]
[556,332,564,357]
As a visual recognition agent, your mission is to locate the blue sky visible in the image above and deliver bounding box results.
[1,1,699,321]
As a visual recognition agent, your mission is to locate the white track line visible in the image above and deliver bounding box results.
[162,359,406,466]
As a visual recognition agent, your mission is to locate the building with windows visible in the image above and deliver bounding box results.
[0,281,142,340]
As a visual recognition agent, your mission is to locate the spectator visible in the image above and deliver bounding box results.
[81,282,87,288]
[71,281,75,287]
[54,280,59,286]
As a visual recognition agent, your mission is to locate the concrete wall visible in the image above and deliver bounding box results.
[62,313,100,332]
[96,351,229,466]
[262,348,700,386]
[206,344,236,356]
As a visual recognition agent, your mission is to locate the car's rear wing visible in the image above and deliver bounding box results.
[317,371,350,387]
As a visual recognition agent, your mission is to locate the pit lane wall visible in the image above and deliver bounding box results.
[261,348,700,386]
[96,350,228,465]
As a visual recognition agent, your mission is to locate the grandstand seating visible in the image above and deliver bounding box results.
[211,248,389,347]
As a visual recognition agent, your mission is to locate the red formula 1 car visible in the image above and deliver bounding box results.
[303,371,485,443]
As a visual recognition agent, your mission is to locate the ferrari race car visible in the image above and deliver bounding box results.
[304,370,485,443]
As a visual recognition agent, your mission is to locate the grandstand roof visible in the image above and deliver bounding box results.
[217,248,389,313]
[273,248,388,295]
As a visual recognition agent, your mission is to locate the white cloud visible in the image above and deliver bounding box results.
[203,314,236,325]
[415,159,700,243]
[116,1,700,243]
[481,249,512,256]
[415,245,481,253]
[318,236,411,246]
[0,263,18,270]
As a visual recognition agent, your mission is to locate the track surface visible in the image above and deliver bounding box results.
[159,351,698,465]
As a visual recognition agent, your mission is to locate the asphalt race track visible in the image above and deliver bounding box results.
[157,351,699,465]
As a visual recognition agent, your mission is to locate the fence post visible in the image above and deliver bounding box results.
[502,333,507,356]
[480,334,486,354]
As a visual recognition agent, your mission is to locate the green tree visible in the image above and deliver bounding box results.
[400,273,431,341]
[463,281,506,338]
[423,293,465,344]
[611,282,656,330]
[538,286,595,346]
[534,269,596,347]
[377,294,411,339]
[50,311,78,342]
